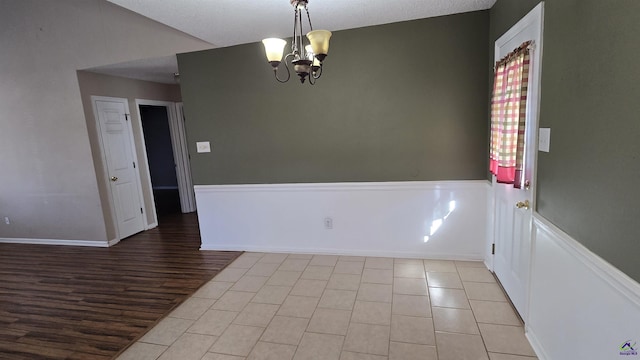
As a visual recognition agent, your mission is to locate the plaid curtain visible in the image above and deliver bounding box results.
[489,46,530,188]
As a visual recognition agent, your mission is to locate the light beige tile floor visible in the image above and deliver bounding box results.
[117,253,538,360]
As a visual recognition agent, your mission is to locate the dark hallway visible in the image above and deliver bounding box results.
[140,105,182,217]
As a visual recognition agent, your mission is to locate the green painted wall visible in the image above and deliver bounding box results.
[492,0,640,282]
[489,0,540,45]
[178,11,490,185]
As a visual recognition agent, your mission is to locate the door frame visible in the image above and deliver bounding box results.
[488,2,545,321]
[91,95,147,241]
[135,99,196,220]
[174,102,196,212]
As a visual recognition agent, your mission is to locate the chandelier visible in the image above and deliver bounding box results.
[262,0,332,84]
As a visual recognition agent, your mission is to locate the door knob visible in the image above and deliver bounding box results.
[110,176,118,182]
[515,200,530,209]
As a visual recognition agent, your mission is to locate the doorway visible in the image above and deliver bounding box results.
[135,99,196,223]
[491,2,544,321]
[140,105,182,217]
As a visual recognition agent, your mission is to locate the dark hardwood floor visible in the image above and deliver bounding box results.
[0,213,242,360]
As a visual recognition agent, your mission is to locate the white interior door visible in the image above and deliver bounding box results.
[492,3,544,320]
[94,98,145,239]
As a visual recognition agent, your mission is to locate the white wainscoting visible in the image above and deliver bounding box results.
[195,181,489,259]
[527,215,640,360]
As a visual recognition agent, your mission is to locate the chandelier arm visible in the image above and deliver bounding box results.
[274,67,290,83]
[312,63,323,79]
[305,6,313,31]
[274,53,293,83]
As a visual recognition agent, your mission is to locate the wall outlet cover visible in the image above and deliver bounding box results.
[539,128,550,152]
[196,141,211,153]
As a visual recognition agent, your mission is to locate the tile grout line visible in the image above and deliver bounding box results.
[210,252,265,359]
[336,261,358,358]
[424,262,442,360]
[298,257,337,358]
[244,253,296,359]
[456,263,493,359]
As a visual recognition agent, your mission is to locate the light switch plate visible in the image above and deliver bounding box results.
[538,128,550,152]
[196,141,211,153]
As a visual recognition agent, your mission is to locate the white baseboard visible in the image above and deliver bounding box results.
[199,243,484,261]
[195,180,489,259]
[525,329,550,360]
[0,237,111,247]
[528,214,640,360]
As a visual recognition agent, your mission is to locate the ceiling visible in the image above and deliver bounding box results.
[90,0,496,83]
[86,55,179,84]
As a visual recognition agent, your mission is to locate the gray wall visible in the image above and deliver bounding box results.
[178,11,490,185]
[0,0,211,241]
[491,0,640,282]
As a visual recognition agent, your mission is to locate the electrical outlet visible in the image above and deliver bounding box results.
[4,217,9,225]
[324,217,333,229]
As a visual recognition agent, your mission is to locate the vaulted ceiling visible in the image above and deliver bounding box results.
[106,0,497,47]
[91,0,496,83]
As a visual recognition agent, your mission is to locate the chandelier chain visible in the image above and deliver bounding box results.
[292,8,298,53]
[296,9,302,56]
[306,6,313,31]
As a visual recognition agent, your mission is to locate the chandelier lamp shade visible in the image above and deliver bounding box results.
[262,0,332,84]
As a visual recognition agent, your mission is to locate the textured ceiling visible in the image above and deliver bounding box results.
[92,0,496,83]
[86,55,179,84]
[106,0,497,47]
